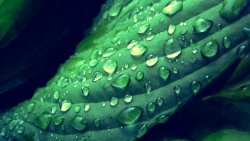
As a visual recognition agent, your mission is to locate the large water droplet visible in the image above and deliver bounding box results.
[145,54,159,67]
[111,74,130,89]
[190,81,201,94]
[71,116,87,131]
[60,100,72,112]
[116,106,143,125]
[201,40,219,58]
[159,67,170,80]
[193,18,213,33]
[103,59,117,74]
[163,1,183,16]
[130,44,148,57]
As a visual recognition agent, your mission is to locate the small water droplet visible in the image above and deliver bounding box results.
[82,87,89,97]
[167,24,176,35]
[193,18,213,33]
[164,39,182,59]
[74,105,81,113]
[190,81,201,94]
[36,114,52,130]
[145,54,159,67]
[51,106,57,114]
[157,114,168,124]
[53,91,60,101]
[116,106,143,125]
[71,116,87,131]
[127,40,139,49]
[103,47,117,57]
[159,67,170,80]
[136,124,148,138]
[108,3,122,17]
[156,97,164,106]
[130,44,148,57]
[124,94,133,103]
[111,74,130,89]
[223,36,231,48]
[110,97,119,107]
[201,40,219,58]
[136,71,144,81]
[172,67,179,74]
[146,102,156,113]
[84,104,91,112]
[60,100,72,112]
[145,81,152,94]
[93,72,103,82]
[53,116,64,126]
[236,45,248,59]
[89,59,98,67]
[138,23,150,34]
[162,1,183,16]
[174,85,181,95]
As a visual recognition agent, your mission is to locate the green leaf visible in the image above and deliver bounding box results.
[1,0,250,140]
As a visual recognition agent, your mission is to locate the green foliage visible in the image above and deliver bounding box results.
[0,0,250,141]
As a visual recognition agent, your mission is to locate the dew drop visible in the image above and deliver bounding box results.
[201,40,219,58]
[103,59,117,74]
[190,81,201,94]
[136,71,144,81]
[124,94,133,103]
[111,74,130,89]
[53,91,60,101]
[193,18,213,33]
[60,100,72,112]
[130,44,148,57]
[108,3,122,17]
[110,97,119,107]
[174,85,181,95]
[53,116,64,126]
[156,97,164,106]
[167,24,176,35]
[223,36,231,49]
[162,1,183,16]
[159,67,170,80]
[36,114,52,130]
[136,124,148,138]
[82,87,89,97]
[93,72,103,82]
[71,116,87,131]
[138,23,150,34]
[146,102,156,113]
[116,106,143,125]
[84,104,91,112]
[145,54,159,67]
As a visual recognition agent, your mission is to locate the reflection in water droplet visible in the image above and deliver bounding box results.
[163,1,183,16]
[145,54,159,67]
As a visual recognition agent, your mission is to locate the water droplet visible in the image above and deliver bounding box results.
[53,91,60,100]
[164,39,182,59]
[159,67,170,80]
[138,23,150,34]
[136,124,148,138]
[127,40,139,49]
[89,59,98,67]
[74,105,81,113]
[167,24,176,35]
[27,102,35,113]
[201,40,219,58]
[136,71,144,81]
[71,116,87,131]
[103,47,117,57]
[53,116,64,126]
[156,97,164,106]
[84,104,91,112]
[157,114,168,123]
[192,48,198,54]
[116,106,143,125]
[145,54,159,67]
[36,114,52,129]
[93,72,103,82]
[108,3,122,17]
[236,45,248,59]
[193,18,213,33]
[103,59,117,74]
[111,74,130,89]
[110,97,119,107]
[17,126,25,134]
[124,94,133,103]
[145,81,152,94]
[0,128,6,137]
[174,85,181,95]
[130,44,148,57]
[51,106,57,114]
[223,36,231,49]
[163,1,183,16]
[146,102,156,113]
[60,100,72,112]
[82,87,89,97]
[172,67,179,74]
[93,119,101,128]
[190,81,201,94]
